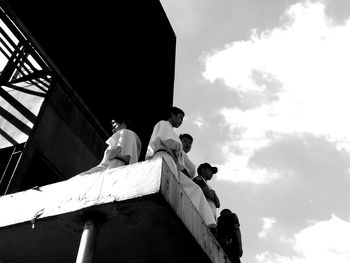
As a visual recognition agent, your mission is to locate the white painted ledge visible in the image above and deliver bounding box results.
[0,157,230,263]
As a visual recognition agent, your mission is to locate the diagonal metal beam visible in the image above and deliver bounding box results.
[1,42,47,93]
[9,69,51,85]
[0,86,36,123]
[0,42,17,82]
[0,34,12,58]
[0,127,18,145]
[10,49,50,93]
[0,106,31,135]
[0,106,32,136]
[0,9,51,73]
[0,20,17,52]
[2,83,45,97]
[0,26,51,93]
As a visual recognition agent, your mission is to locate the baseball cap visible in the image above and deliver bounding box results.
[197,162,218,175]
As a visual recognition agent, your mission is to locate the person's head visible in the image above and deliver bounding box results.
[168,107,185,128]
[217,209,237,230]
[179,133,193,153]
[218,208,237,224]
[197,162,218,180]
[111,117,130,134]
[220,208,233,217]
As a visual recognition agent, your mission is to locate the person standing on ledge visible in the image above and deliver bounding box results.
[145,106,185,179]
[217,209,243,263]
[77,117,141,176]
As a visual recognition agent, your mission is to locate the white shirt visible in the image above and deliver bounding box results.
[100,129,141,166]
[145,120,184,165]
[182,152,196,179]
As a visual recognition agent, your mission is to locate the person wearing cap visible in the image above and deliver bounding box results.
[178,133,217,229]
[194,163,221,220]
[76,117,141,176]
[145,106,185,179]
[217,209,243,263]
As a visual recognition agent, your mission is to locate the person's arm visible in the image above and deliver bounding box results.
[213,191,220,208]
[183,153,196,178]
[193,177,216,201]
[234,224,243,257]
[146,121,182,160]
[232,214,243,257]
[183,169,191,177]
[105,145,130,164]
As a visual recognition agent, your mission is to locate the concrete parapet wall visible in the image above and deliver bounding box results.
[0,158,162,228]
[160,161,230,263]
[0,158,229,262]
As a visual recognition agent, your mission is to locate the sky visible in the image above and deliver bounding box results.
[159,0,350,262]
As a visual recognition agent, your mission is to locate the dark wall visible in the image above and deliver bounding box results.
[8,81,107,193]
[1,0,176,160]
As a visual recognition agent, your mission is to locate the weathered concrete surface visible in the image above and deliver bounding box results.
[0,158,230,263]
[160,163,229,263]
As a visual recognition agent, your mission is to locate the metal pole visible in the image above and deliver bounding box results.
[76,219,98,263]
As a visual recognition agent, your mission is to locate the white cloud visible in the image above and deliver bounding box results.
[217,152,281,183]
[181,113,206,129]
[259,217,277,238]
[256,215,350,263]
[202,1,350,183]
[193,115,205,129]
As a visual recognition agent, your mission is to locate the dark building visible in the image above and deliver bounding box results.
[0,0,175,194]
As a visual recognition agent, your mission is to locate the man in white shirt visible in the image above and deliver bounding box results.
[78,117,141,176]
[145,107,184,179]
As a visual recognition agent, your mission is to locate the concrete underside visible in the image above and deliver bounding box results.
[0,159,229,263]
[1,196,211,263]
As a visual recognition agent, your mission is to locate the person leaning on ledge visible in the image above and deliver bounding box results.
[75,117,141,177]
[145,106,185,178]
[193,163,221,220]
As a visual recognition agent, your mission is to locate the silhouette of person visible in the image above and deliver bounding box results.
[217,209,243,263]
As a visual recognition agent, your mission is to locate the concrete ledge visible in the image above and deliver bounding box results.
[0,158,230,262]
[0,158,162,228]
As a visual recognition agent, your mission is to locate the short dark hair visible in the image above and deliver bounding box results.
[170,106,185,117]
[111,116,132,129]
[220,209,233,216]
[179,133,193,142]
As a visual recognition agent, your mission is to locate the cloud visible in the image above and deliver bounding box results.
[177,110,232,165]
[256,215,350,263]
[202,1,350,183]
[252,133,350,222]
[259,217,277,238]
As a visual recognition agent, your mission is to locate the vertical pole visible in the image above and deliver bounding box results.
[76,219,98,263]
